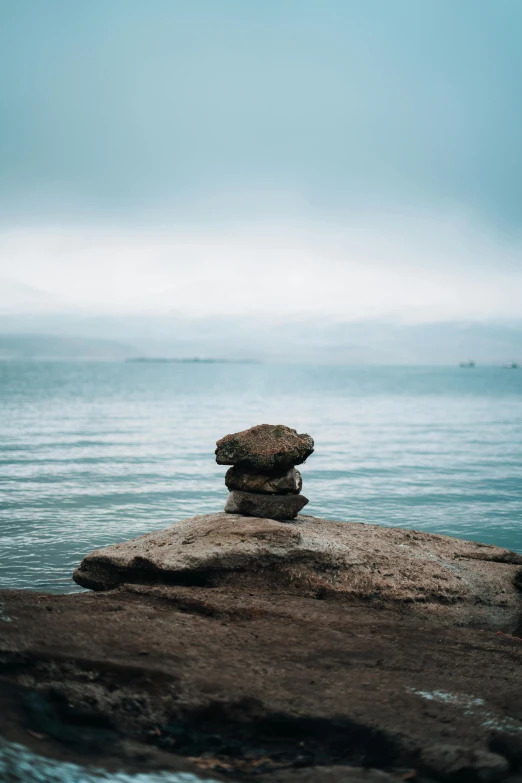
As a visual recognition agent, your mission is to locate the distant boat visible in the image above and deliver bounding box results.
[459,360,475,368]
[502,361,518,369]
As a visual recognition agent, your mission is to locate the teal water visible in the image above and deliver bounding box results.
[1,361,521,592]
[0,738,217,783]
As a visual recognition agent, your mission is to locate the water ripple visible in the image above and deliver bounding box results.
[1,362,521,591]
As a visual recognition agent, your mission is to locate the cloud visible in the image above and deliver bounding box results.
[1,208,521,322]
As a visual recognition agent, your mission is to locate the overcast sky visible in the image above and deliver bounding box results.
[1,0,521,320]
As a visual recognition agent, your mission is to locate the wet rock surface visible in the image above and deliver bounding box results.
[490,734,522,771]
[2,513,522,782]
[420,745,510,782]
[225,466,303,495]
[255,769,401,783]
[215,424,314,471]
[224,490,309,519]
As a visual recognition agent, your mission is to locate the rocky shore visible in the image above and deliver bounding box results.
[1,425,522,782]
[1,511,522,782]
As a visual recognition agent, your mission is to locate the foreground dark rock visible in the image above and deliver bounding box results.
[215,424,314,471]
[225,466,303,495]
[1,513,522,782]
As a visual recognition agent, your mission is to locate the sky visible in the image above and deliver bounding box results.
[1,0,522,322]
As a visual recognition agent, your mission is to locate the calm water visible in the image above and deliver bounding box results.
[1,361,521,593]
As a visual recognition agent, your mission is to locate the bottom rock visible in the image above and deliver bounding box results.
[225,490,309,520]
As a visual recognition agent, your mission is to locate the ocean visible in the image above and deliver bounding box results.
[1,361,521,593]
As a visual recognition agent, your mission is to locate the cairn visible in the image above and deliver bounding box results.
[215,423,314,520]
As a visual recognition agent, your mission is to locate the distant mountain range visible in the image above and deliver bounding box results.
[0,318,521,364]
[0,277,67,313]
[1,275,521,364]
[0,334,140,360]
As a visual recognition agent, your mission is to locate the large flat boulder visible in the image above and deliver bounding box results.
[73,513,522,630]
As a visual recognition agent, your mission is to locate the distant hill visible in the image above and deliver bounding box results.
[0,278,66,313]
[0,317,521,364]
[0,334,140,360]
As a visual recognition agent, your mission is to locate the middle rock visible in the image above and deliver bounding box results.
[225,465,303,495]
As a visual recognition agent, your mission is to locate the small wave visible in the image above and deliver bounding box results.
[0,738,217,782]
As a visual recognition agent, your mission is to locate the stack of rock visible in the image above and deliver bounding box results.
[215,423,314,521]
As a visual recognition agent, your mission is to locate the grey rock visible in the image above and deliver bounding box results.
[490,733,522,769]
[73,513,522,632]
[215,423,314,471]
[224,490,309,520]
[421,744,510,782]
[256,767,398,783]
[225,466,303,495]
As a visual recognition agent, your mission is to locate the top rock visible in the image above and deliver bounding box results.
[215,424,314,472]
